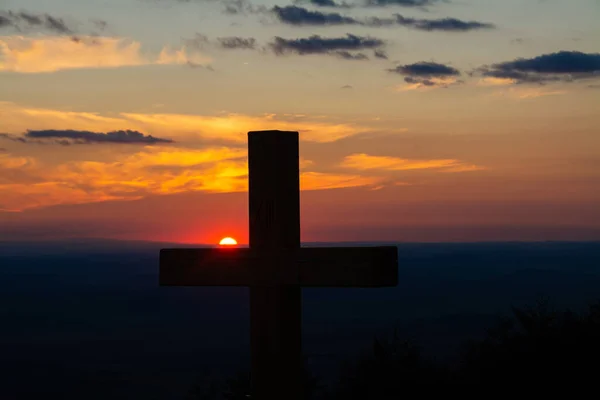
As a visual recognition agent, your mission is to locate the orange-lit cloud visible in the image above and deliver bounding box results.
[341,153,483,172]
[0,35,211,73]
[0,146,388,211]
[300,172,383,191]
[121,112,368,143]
[477,77,516,86]
[492,87,567,99]
[395,77,460,91]
[1,102,372,143]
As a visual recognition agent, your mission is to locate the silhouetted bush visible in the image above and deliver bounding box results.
[191,301,600,398]
[458,301,600,384]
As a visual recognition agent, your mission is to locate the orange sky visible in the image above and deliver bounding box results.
[1,0,599,243]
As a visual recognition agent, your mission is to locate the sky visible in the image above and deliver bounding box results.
[0,0,599,243]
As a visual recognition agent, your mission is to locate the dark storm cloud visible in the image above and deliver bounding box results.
[389,61,460,77]
[217,36,257,49]
[0,11,74,34]
[272,6,358,25]
[479,51,600,83]
[269,34,385,60]
[271,6,493,32]
[1,130,174,145]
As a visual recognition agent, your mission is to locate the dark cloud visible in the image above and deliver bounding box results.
[217,36,257,49]
[396,14,493,31]
[272,6,358,25]
[390,61,461,88]
[0,10,74,34]
[365,0,443,7]
[374,49,388,59]
[91,19,108,31]
[271,6,493,32]
[269,34,385,60]
[479,51,600,83]
[293,0,352,8]
[389,61,460,77]
[223,0,267,14]
[1,130,174,145]
[367,14,494,31]
[404,76,437,86]
[335,50,369,60]
[0,15,12,28]
[341,85,353,89]
[182,33,210,51]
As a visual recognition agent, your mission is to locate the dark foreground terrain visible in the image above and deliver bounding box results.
[1,241,599,398]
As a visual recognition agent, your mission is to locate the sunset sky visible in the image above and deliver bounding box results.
[1,0,599,243]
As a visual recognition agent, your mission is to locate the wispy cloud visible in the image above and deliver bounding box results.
[0,10,74,34]
[1,101,374,144]
[0,145,387,211]
[491,87,567,100]
[0,35,211,73]
[341,153,483,172]
[1,129,174,145]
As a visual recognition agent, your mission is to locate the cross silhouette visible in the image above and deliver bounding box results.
[160,130,398,400]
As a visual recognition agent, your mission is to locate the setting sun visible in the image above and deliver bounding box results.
[219,237,238,246]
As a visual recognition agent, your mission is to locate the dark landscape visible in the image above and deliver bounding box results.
[2,240,599,398]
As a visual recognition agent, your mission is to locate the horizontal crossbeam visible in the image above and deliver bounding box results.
[160,246,398,288]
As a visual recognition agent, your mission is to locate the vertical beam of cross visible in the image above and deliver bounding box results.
[248,130,303,400]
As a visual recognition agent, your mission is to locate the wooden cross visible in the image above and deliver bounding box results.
[160,130,398,400]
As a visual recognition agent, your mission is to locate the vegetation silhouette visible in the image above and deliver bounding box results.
[189,300,600,398]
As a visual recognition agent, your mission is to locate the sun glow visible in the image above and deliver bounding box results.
[219,237,238,246]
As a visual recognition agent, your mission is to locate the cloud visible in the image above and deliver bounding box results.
[389,61,461,89]
[271,6,493,32]
[341,153,483,172]
[1,101,375,144]
[0,10,74,34]
[374,49,388,59]
[476,77,516,86]
[222,0,268,14]
[365,0,443,7]
[1,129,174,145]
[294,0,351,7]
[272,6,358,26]
[0,35,211,73]
[0,145,388,211]
[491,87,567,100]
[388,14,494,31]
[217,36,257,49]
[121,111,370,142]
[397,76,460,90]
[269,34,384,60]
[390,61,460,77]
[478,51,600,84]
